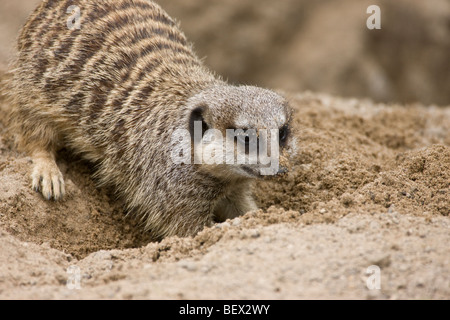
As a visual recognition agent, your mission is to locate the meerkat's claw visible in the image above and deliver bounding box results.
[31,157,65,201]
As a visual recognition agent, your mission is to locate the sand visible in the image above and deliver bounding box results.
[0,0,449,300]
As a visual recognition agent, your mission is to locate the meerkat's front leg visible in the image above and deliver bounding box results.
[213,182,258,222]
[30,149,65,201]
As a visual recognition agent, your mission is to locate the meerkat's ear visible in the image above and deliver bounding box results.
[189,104,209,139]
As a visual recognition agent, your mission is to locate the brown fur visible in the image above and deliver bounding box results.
[6,0,293,238]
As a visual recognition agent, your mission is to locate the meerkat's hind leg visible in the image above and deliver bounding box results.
[213,184,258,222]
[30,149,65,201]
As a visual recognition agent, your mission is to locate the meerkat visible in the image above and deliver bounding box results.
[6,0,293,238]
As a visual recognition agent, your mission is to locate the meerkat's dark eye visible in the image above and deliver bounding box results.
[279,125,289,146]
[189,106,209,141]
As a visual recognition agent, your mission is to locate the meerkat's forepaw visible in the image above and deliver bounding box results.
[31,157,65,201]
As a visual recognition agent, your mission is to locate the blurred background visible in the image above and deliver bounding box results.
[1,0,449,106]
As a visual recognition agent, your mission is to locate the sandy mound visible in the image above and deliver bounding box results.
[1,212,449,299]
[256,92,449,218]
[1,82,449,298]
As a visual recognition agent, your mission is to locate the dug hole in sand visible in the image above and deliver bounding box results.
[0,82,449,298]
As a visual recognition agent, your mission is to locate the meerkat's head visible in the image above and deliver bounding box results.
[182,84,294,180]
